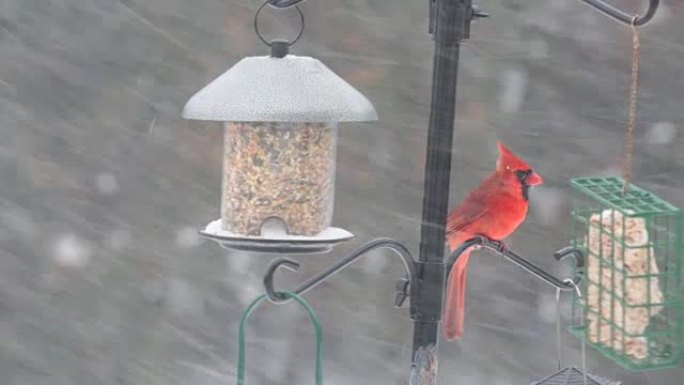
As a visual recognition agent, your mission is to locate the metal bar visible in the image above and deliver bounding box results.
[267,0,305,8]
[410,1,471,385]
[446,236,585,292]
[579,0,659,26]
[262,238,416,303]
[428,0,436,35]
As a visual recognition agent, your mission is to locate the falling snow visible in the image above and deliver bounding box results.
[537,291,559,325]
[1,1,683,385]
[530,187,567,227]
[362,248,392,274]
[645,122,677,145]
[166,278,203,316]
[225,250,252,275]
[52,234,92,269]
[237,280,264,307]
[176,226,201,248]
[95,172,120,195]
[498,68,528,113]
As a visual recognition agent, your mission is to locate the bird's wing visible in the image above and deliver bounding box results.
[445,191,491,237]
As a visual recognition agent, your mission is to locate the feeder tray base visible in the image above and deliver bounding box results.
[199,219,354,254]
[531,368,620,385]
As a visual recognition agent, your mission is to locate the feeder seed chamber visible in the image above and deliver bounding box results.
[183,41,377,253]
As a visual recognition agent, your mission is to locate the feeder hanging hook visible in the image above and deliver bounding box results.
[267,0,306,8]
[579,0,659,27]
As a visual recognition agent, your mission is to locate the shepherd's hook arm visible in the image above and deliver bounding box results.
[267,0,306,8]
[263,238,417,303]
[580,0,659,26]
[446,236,584,291]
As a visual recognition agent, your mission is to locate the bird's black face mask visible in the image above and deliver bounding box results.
[514,169,534,201]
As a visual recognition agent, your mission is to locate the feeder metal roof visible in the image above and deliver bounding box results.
[183,55,378,123]
[531,368,621,385]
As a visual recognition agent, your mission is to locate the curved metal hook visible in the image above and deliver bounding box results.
[263,238,417,304]
[263,258,301,302]
[268,0,306,8]
[447,235,583,291]
[580,0,659,27]
[554,245,585,269]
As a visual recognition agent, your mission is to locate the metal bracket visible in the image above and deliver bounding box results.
[267,0,305,8]
[395,237,585,319]
[429,0,489,39]
[579,0,659,27]
[262,238,417,304]
[262,235,584,312]
[427,0,658,39]
[446,236,584,291]
[395,276,411,307]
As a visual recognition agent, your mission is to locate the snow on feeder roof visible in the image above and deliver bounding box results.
[182,8,376,254]
[182,52,377,123]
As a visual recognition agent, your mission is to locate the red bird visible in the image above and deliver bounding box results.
[443,141,543,340]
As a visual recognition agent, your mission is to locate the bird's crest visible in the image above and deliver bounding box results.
[496,141,532,172]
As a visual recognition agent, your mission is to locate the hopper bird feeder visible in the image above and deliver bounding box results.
[182,2,377,253]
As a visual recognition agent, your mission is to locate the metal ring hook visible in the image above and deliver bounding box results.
[254,1,305,48]
[263,258,300,303]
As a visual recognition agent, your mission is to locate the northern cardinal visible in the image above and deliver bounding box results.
[443,141,543,340]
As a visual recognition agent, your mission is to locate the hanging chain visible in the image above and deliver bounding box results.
[622,17,641,195]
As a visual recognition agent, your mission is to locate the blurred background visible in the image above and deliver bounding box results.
[1,0,683,384]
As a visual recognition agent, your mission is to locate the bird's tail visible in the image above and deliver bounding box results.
[443,248,472,340]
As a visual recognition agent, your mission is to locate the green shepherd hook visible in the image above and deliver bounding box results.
[237,292,323,385]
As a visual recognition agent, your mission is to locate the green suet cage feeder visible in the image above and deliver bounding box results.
[569,176,683,371]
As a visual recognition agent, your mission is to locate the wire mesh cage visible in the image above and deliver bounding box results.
[569,176,683,370]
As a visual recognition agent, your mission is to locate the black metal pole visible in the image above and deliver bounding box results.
[409,1,470,384]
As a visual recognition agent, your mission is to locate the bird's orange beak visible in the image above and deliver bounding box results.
[527,171,544,186]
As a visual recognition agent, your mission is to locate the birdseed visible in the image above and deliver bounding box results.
[221,121,337,236]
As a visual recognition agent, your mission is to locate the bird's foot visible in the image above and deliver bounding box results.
[473,235,509,254]
[474,234,490,245]
[489,239,510,254]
